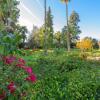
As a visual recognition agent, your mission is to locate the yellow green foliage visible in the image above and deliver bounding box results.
[76,38,93,51]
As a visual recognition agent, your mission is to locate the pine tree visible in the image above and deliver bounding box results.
[46,6,54,48]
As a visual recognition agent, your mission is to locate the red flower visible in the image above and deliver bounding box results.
[26,74,36,83]
[18,58,25,65]
[24,67,33,74]
[7,82,16,94]
[3,56,16,65]
[10,56,16,61]
[0,91,6,100]
[16,63,26,69]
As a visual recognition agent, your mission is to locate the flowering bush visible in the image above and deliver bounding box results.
[0,90,6,100]
[26,74,36,83]
[7,82,16,94]
[0,55,37,100]
[2,56,16,65]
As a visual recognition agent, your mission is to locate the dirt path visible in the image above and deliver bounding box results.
[87,56,100,61]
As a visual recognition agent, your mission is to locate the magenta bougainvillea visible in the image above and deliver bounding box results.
[2,56,16,65]
[0,91,6,100]
[7,82,16,94]
[26,74,37,83]
[0,55,37,100]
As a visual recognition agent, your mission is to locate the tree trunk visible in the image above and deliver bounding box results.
[66,3,70,51]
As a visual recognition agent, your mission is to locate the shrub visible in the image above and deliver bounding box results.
[30,66,99,100]
[30,51,99,100]
[0,56,37,99]
[66,68,99,100]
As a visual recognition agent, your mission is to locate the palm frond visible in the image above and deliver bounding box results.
[61,0,71,3]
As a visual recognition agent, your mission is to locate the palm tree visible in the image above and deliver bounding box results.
[61,0,71,51]
[44,0,47,54]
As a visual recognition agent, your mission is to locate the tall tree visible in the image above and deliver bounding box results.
[61,0,71,51]
[0,0,28,49]
[62,11,81,48]
[33,26,44,48]
[15,24,28,48]
[28,26,44,49]
[69,11,81,41]
[18,26,28,44]
[68,11,81,48]
[46,6,54,48]
[28,25,39,48]
[0,0,20,32]
[44,0,47,54]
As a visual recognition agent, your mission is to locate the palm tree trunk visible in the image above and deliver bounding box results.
[44,0,47,54]
[66,3,70,51]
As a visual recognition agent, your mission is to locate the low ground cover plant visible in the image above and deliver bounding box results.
[0,49,100,100]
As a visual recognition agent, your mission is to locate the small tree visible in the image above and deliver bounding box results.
[54,31,62,48]
[92,38,99,49]
[98,41,100,49]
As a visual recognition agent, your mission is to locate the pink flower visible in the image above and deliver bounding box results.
[7,82,16,94]
[18,58,25,65]
[10,56,16,60]
[26,74,36,83]
[0,91,6,100]
[3,56,16,65]
[5,57,12,64]
[24,67,33,74]
[16,58,26,69]
[16,63,26,69]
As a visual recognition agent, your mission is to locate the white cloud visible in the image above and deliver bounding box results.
[20,2,41,24]
[18,1,43,31]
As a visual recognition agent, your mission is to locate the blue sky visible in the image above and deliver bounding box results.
[18,0,100,40]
